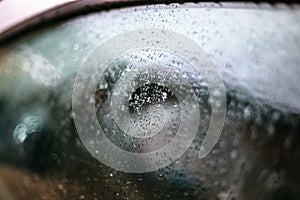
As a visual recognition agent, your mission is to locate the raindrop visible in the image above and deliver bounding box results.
[243,106,252,120]
[73,44,80,51]
[230,150,238,160]
[219,168,227,176]
[57,184,64,191]
[99,82,108,90]
[267,124,275,136]
[23,116,41,134]
[13,124,27,144]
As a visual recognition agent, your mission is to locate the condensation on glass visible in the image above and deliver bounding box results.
[0,3,300,200]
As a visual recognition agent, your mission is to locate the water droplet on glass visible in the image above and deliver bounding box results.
[73,44,80,51]
[13,124,27,144]
[243,106,252,120]
[230,150,238,160]
[23,116,41,134]
[267,124,275,136]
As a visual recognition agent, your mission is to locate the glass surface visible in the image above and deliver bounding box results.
[0,3,300,200]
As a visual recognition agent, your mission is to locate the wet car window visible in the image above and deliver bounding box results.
[0,2,300,200]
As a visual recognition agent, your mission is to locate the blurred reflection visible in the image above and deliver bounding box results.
[0,3,300,200]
